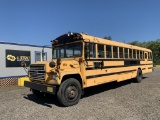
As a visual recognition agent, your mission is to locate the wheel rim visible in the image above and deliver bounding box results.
[66,85,78,100]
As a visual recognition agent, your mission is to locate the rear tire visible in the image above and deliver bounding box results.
[57,78,82,107]
[134,69,143,83]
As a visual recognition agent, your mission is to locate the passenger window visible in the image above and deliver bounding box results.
[140,51,143,59]
[113,46,118,58]
[137,50,140,59]
[89,43,96,58]
[98,44,104,58]
[124,48,128,58]
[145,53,148,59]
[129,49,132,58]
[142,51,144,59]
[119,47,123,58]
[148,52,150,59]
[133,50,136,59]
[150,52,153,59]
[106,45,112,58]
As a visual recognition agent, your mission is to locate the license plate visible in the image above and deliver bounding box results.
[47,87,53,92]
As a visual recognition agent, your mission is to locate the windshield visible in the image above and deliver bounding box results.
[52,42,82,59]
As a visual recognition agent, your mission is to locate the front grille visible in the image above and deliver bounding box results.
[30,65,44,71]
[29,65,45,80]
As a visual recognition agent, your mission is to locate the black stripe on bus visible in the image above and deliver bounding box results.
[86,69,136,79]
[86,65,138,70]
[148,67,153,69]
[85,58,145,61]
[147,63,153,65]
[142,68,146,70]
[86,59,153,61]
[86,65,124,70]
[86,63,153,70]
[124,60,140,66]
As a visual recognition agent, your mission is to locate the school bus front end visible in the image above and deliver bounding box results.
[24,32,85,106]
[25,59,83,93]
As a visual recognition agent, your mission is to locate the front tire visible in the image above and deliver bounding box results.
[57,78,82,107]
[134,69,143,83]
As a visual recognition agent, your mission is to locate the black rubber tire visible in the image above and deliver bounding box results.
[57,78,82,107]
[32,89,45,98]
[134,69,143,83]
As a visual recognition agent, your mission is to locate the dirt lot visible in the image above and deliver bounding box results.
[0,68,160,120]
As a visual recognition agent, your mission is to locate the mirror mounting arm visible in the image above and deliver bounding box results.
[21,61,29,75]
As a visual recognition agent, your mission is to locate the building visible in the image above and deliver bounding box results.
[0,41,52,88]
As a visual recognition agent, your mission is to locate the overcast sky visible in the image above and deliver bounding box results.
[0,0,160,45]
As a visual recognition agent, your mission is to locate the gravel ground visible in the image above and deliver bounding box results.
[0,68,160,120]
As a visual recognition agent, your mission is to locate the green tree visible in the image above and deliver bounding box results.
[129,41,143,47]
[104,36,108,39]
[104,36,112,40]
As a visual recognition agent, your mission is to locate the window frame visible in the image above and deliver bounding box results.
[124,48,129,58]
[133,49,136,59]
[52,42,83,59]
[106,45,112,58]
[119,47,124,58]
[140,51,143,59]
[97,44,105,58]
[145,52,148,59]
[150,52,153,59]
[137,50,140,59]
[35,51,47,62]
[129,49,133,59]
[113,46,118,58]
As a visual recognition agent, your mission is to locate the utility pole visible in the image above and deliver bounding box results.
[42,45,51,61]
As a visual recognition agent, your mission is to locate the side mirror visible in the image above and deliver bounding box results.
[21,61,28,75]
[49,61,56,68]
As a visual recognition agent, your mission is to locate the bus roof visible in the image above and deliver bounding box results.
[81,33,152,52]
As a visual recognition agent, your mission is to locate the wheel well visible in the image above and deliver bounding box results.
[61,74,82,87]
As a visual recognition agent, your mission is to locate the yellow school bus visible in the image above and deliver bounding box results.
[24,32,153,106]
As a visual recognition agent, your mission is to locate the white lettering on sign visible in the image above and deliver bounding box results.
[17,56,30,61]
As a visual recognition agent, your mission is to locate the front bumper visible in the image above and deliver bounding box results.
[24,81,57,95]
